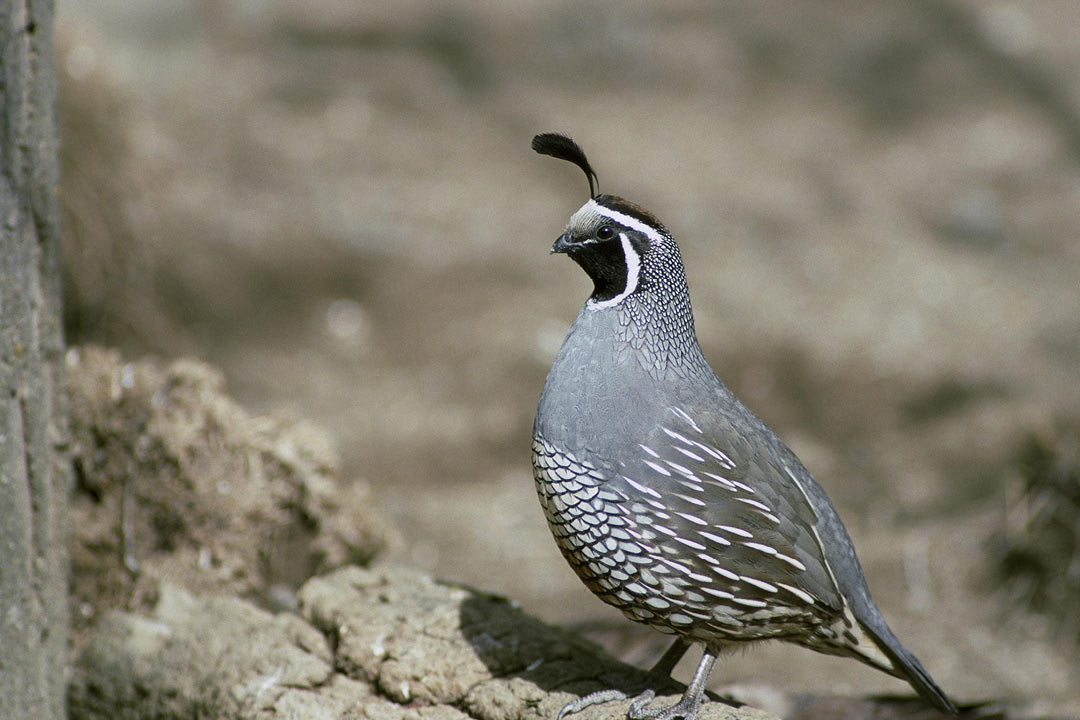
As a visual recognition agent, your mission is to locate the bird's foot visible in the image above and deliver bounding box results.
[556,639,697,720]
[627,689,703,720]
[557,689,631,720]
[557,688,703,720]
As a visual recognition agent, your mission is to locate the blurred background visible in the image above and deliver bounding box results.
[56,0,1079,716]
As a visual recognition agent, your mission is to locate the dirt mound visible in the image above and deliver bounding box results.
[69,565,778,720]
[67,346,391,643]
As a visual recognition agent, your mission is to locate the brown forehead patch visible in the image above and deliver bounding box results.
[595,194,668,234]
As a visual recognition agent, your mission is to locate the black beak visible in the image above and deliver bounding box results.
[550,232,575,255]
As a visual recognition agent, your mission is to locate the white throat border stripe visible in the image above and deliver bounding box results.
[589,232,640,310]
[586,199,666,244]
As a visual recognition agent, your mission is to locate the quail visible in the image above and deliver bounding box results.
[530,133,956,719]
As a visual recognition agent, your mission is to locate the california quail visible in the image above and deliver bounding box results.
[530,133,956,719]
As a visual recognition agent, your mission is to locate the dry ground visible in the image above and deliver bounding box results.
[57,1,1080,717]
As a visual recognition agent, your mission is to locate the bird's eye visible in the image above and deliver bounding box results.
[597,225,615,240]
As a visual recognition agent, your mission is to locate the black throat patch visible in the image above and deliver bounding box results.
[567,233,642,304]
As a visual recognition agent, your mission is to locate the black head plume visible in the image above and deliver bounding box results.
[532,133,598,198]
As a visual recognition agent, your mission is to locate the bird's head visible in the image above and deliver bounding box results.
[532,133,681,310]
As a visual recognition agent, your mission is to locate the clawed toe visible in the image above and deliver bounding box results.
[627,690,657,718]
[626,692,701,720]
[557,689,630,720]
[559,687,703,720]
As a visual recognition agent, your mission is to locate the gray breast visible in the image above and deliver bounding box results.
[532,298,858,642]
[532,393,848,642]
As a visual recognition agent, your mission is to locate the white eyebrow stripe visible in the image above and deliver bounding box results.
[587,198,666,244]
[588,232,640,310]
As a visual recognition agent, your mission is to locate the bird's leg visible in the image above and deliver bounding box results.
[557,638,691,720]
[628,648,717,720]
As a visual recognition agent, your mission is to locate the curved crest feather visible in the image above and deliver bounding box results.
[532,133,598,198]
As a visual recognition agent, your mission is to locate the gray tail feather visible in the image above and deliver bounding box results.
[859,618,958,716]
